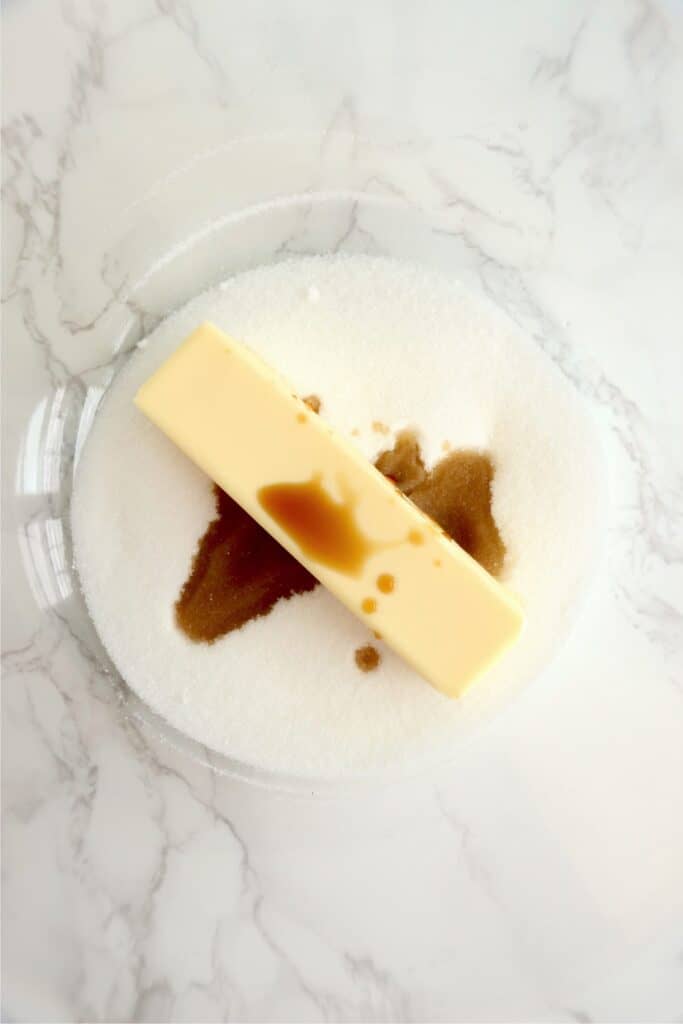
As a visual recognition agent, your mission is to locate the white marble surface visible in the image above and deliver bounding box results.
[3,1,683,1020]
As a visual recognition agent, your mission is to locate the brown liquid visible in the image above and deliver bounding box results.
[376,433,427,492]
[361,597,377,614]
[175,486,317,643]
[258,476,376,576]
[297,396,321,423]
[376,430,505,577]
[176,428,504,644]
[355,644,381,672]
[377,573,395,594]
[303,394,321,413]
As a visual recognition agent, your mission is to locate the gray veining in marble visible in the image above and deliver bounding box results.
[3,1,683,1021]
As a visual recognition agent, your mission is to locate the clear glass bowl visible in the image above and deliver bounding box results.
[12,134,596,792]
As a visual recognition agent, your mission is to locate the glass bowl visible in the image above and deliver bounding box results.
[11,133,602,792]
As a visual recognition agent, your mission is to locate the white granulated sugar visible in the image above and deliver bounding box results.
[72,255,602,780]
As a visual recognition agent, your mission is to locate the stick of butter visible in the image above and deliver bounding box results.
[135,323,524,698]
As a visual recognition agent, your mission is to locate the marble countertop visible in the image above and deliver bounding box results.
[3,1,683,1020]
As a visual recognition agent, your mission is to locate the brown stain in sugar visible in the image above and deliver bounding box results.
[376,430,506,577]
[375,431,426,492]
[176,424,505,645]
[175,485,317,643]
[303,394,321,413]
[355,644,381,672]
